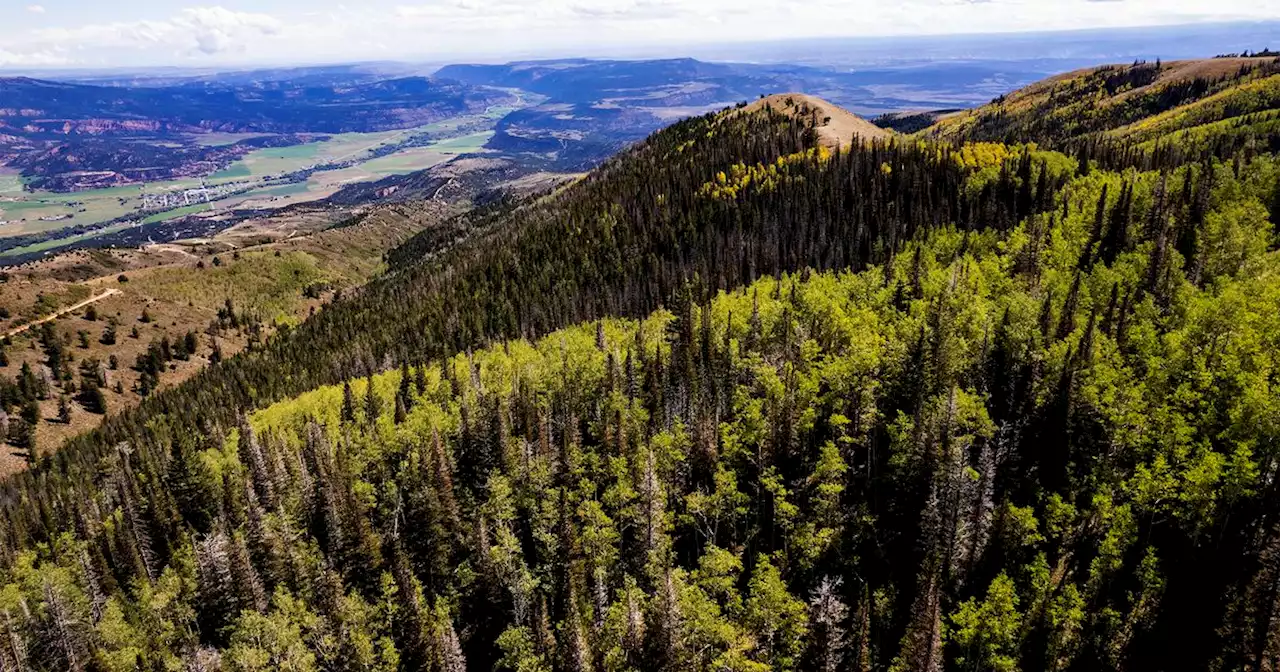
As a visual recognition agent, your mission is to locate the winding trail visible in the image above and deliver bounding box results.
[141,243,199,260]
[5,288,121,338]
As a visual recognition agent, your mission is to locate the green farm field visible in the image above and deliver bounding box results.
[230,130,498,208]
[0,220,140,260]
[1,113,505,245]
[1,183,146,237]
[188,132,274,147]
[0,171,23,195]
[208,127,430,182]
[322,130,495,180]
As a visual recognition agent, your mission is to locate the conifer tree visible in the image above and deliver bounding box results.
[341,381,357,425]
[363,373,380,425]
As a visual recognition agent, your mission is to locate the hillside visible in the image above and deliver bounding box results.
[922,56,1280,151]
[743,94,891,147]
[0,76,501,137]
[0,72,1277,672]
[435,56,1031,172]
[0,202,449,473]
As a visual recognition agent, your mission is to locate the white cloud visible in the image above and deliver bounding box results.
[8,6,282,64]
[25,4,45,13]
[178,6,282,54]
[0,1,1277,68]
[0,47,68,67]
[385,0,1280,41]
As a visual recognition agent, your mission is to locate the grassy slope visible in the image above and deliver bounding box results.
[744,93,892,147]
[0,203,448,474]
[922,56,1280,146]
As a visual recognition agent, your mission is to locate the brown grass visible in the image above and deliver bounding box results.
[743,93,892,148]
[1004,57,1275,106]
[0,202,448,476]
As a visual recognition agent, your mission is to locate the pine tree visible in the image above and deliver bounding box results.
[435,602,468,672]
[398,361,414,413]
[166,437,217,534]
[0,606,30,672]
[363,374,380,425]
[646,563,683,671]
[195,530,239,645]
[341,380,357,425]
[394,394,407,424]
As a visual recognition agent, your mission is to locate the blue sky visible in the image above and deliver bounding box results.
[2,0,1279,68]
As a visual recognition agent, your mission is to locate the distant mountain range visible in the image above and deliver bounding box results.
[0,75,513,190]
[0,75,501,137]
[429,56,1059,171]
[2,19,1276,195]
[435,56,1038,113]
[1,55,1025,193]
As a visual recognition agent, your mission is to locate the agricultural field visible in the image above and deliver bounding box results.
[131,129,497,216]
[206,125,481,183]
[188,132,275,147]
[140,202,213,224]
[0,171,23,195]
[0,181,146,237]
[0,175,238,240]
[207,142,324,180]
[311,130,496,184]
[1,114,507,251]
[344,148,452,177]
[0,221,142,261]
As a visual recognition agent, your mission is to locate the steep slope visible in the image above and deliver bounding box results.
[923,56,1280,149]
[7,97,1038,513]
[232,172,1280,669]
[0,80,1278,672]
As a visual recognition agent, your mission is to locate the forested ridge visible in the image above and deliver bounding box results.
[0,78,1277,671]
[17,100,1050,493]
[923,56,1280,158]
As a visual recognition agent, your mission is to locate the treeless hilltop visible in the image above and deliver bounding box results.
[743,93,892,148]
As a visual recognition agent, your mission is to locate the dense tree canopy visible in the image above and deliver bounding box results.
[0,78,1277,670]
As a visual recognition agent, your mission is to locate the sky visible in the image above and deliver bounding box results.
[1,0,1278,69]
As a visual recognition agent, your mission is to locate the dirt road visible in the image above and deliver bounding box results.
[5,288,121,337]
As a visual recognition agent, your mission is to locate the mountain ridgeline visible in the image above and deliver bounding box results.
[923,56,1280,158]
[0,73,1278,672]
[0,75,498,137]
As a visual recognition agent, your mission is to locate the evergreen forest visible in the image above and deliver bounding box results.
[0,59,1279,671]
